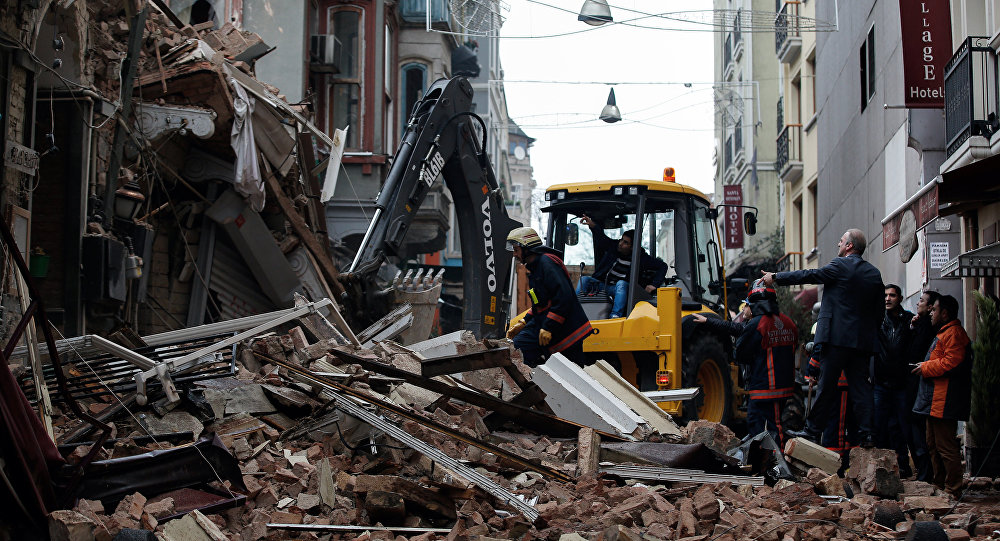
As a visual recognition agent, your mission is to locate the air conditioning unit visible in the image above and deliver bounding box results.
[310,34,342,66]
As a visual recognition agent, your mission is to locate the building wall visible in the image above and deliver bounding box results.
[243,0,307,104]
[816,0,961,308]
[714,0,782,275]
[780,0,819,272]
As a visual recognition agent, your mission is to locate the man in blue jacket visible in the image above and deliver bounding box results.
[762,228,884,448]
[576,215,669,318]
[505,227,593,368]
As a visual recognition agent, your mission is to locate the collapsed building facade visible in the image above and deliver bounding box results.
[2,2,1000,541]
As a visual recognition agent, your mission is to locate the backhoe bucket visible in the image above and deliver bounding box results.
[393,268,445,345]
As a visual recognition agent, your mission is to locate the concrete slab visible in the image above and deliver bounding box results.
[584,360,682,438]
[531,353,647,439]
[406,330,471,358]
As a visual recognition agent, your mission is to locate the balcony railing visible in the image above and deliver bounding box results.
[944,36,999,157]
[400,0,451,24]
[776,123,803,182]
[775,2,801,63]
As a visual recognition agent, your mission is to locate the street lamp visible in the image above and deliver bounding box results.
[600,88,622,123]
[578,0,612,26]
[114,179,146,221]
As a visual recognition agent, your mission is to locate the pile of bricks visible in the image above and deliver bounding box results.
[41,319,1000,541]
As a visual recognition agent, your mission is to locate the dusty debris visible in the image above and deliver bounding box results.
[13,301,1000,541]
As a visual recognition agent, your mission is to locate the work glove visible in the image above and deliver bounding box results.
[538,329,552,346]
[506,320,526,339]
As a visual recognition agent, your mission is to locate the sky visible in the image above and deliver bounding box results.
[496,1,718,201]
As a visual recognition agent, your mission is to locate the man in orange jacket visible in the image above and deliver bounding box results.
[911,294,972,497]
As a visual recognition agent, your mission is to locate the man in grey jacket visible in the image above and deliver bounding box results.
[761,228,884,447]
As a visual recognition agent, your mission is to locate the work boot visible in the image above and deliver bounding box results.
[859,434,876,448]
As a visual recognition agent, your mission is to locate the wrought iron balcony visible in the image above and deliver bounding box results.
[776,123,803,183]
[944,36,999,157]
[400,0,452,24]
[774,1,801,64]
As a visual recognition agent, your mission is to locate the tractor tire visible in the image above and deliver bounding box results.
[680,334,733,425]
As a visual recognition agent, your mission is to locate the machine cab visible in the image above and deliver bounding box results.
[543,179,726,320]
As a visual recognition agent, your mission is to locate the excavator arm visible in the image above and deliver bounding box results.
[346,77,521,338]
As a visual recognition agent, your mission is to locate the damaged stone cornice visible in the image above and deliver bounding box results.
[134,102,217,140]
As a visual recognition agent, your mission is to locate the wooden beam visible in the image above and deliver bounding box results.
[261,160,346,296]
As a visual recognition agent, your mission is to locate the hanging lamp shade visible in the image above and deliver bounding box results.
[600,88,622,123]
[578,0,613,26]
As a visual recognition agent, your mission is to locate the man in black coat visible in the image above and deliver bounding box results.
[761,228,884,447]
[874,284,916,476]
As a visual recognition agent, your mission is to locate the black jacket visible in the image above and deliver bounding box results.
[909,314,937,365]
[524,250,593,354]
[775,253,884,353]
[591,228,668,289]
[874,307,915,388]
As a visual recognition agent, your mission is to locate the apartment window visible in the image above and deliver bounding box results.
[401,63,427,132]
[792,73,802,123]
[808,182,818,248]
[859,24,875,110]
[793,195,803,253]
[806,54,817,117]
[330,7,362,148]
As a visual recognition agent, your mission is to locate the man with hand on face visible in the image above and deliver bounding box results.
[505,227,593,368]
[576,214,669,318]
[907,290,941,482]
[912,294,971,497]
[761,228,884,448]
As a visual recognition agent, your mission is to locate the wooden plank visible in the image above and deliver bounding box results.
[261,162,346,296]
[354,474,456,519]
[419,348,512,378]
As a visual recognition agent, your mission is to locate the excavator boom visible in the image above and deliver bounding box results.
[347,77,521,338]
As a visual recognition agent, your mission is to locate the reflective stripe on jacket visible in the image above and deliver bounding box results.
[525,252,592,354]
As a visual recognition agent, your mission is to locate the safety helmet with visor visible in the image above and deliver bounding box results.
[506,226,542,251]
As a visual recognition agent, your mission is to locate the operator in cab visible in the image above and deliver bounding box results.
[575,214,669,318]
[505,227,594,368]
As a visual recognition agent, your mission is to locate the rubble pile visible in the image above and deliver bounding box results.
[29,315,1000,541]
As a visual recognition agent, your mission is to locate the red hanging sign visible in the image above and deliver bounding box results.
[899,0,952,108]
[723,185,744,249]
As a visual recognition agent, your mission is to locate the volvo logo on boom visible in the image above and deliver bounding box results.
[481,198,497,293]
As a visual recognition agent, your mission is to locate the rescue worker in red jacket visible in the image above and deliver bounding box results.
[911,294,971,497]
[505,227,593,368]
[734,280,798,446]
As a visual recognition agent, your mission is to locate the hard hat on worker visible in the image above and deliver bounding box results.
[748,278,777,302]
[506,227,542,251]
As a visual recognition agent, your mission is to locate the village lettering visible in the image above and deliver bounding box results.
[898,0,951,108]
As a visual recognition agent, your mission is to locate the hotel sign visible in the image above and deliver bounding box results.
[723,185,743,249]
[899,0,952,108]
